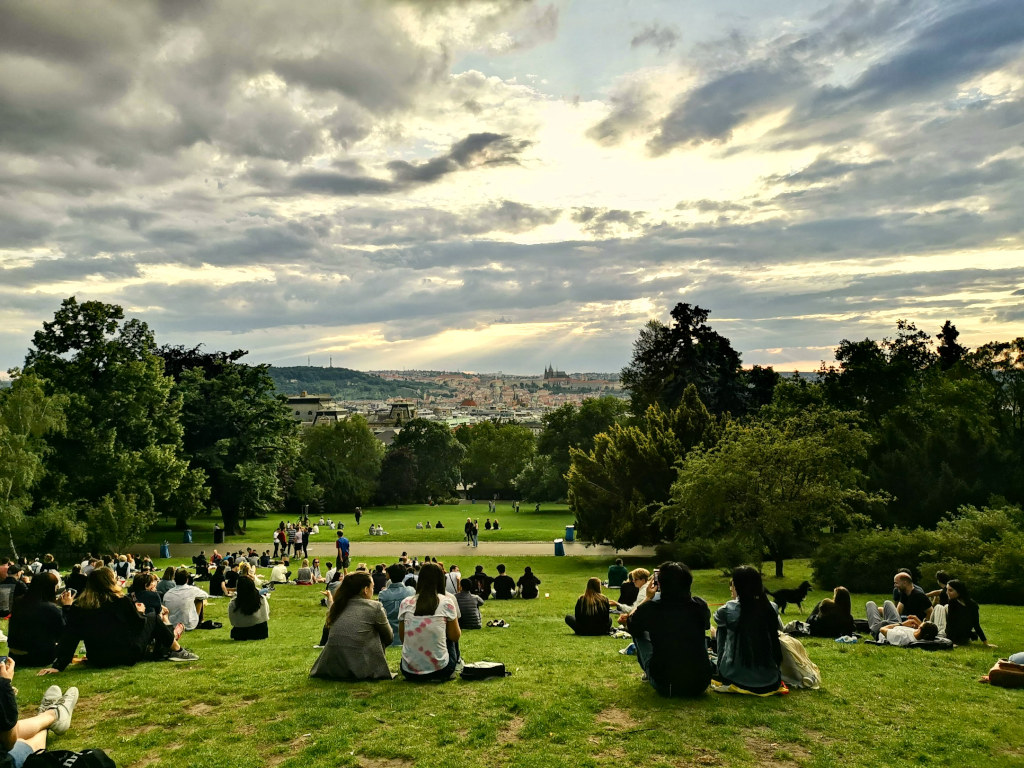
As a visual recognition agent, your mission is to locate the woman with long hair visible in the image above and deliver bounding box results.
[807,586,856,638]
[712,566,784,694]
[398,562,461,682]
[565,577,615,636]
[935,579,994,647]
[228,575,270,641]
[310,572,392,680]
[129,572,162,615]
[157,566,176,597]
[7,571,72,666]
[38,568,198,673]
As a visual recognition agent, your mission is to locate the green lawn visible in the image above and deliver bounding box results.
[6,558,1024,767]
[144,503,576,545]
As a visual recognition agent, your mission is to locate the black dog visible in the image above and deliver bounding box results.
[766,581,812,614]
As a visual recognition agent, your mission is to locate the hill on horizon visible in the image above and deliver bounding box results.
[267,365,455,401]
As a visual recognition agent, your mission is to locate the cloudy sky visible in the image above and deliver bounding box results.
[2,0,1023,376]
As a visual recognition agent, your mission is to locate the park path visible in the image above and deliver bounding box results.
[138,539,657,560]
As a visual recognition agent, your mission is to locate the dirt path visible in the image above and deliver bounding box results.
[139,540,657,560]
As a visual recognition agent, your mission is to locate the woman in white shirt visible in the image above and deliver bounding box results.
[398,562,461,682]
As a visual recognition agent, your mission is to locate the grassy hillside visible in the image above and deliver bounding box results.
[268,365,454,400]
[7,557,1023,767]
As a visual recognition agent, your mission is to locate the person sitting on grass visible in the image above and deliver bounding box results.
[156,566,177,597]
[493,564,515,600]
[2,661,79,767]
[930,579,995,647]
[626,562,714,697]
[607,558,628,589]
[379,564,415,646]
[617,568,650,609]
[891,572,932,621]
[517,566,541,600]
[129,572,163,615]
[228,576,270,641]
[270,558,291,584]
[926,570,952,607]
[311,559,326,584]
[398,563,462,682]
[311,572,393,681]
[456,579,484,630]
[469,565,494,601]
[7,572,71,667]
[565,578,614,636]
[711,566,784,694]
[208,562,230,597]
[807,586,857,638]
[296,559,314,585]
[163,568,210,631]
[39,567,198,674]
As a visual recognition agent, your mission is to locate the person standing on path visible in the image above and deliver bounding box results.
[335,530,351,575]
[464,518,473,546]
[471,519,479,548]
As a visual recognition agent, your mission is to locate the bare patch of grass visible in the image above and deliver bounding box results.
[497,714,525,745]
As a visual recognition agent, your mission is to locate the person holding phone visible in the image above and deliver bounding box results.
[6,572,71,667]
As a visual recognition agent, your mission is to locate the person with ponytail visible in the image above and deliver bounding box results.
[712,566,784,694]
[565,577,614,636]
[397,562,461,682]
[310,572,393,680]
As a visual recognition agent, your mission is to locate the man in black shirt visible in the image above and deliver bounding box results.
[470,565,494,601]
[626,562,714,697]
[892,572,932,621]
[493,564,515,600]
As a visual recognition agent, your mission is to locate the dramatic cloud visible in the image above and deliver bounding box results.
[2,0,1023,376]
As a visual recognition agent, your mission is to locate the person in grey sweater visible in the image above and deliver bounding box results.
[311,572,393,681]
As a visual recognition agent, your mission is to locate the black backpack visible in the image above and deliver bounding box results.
[23,749,116,768]
[460,661,510,680]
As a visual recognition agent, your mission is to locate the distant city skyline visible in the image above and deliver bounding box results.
[3,1,1023,377]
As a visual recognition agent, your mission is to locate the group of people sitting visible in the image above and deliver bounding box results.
[309,559,540,683]
[562,560,1001,698]
[414,521,446,530]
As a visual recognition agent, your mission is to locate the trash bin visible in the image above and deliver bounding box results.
[160,541,170,559]
[565,525,575,542]
[183,528,193,544]
[554,538,565,556]
[213,526,224,544]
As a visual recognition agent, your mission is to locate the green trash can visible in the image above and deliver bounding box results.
[554,538,565,556]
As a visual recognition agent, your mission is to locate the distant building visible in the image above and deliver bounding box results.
[286,393,346,426]
[543,364,568,380]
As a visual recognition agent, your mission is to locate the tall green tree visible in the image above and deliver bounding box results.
[377,446,418,506]
[301,416,383,516]
[24,298,203,551]
[621,303,746,416]
[0,372,73,557]
[568,388,717,548]
[662,408,883,577]
[389,419,465,501]
[517,396,628,501]
[457,421,535,496]
[162,345,299,534]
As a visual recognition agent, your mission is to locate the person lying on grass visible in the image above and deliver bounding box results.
[626,562,714,697]
[865,599,939,645]
[1,660,79,768]
[39,567,198,675]
[311,572,393,681]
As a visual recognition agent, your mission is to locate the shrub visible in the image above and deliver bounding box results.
[811,527,935,593]
[655,537,715,570]
[812,505,1024,603]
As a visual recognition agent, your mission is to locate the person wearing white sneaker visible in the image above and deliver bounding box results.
[0,659,78,767]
